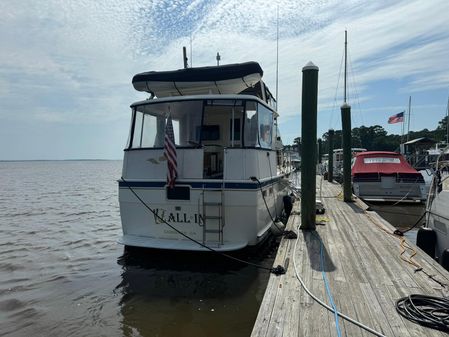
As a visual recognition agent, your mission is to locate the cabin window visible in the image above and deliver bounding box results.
[230,118,241,142]
[199,125,220,141]
[258,103,273,149]
[244,101,258,147]
[202,101,244,147]
[131,111,144,148]
[363,157,401,164]
[130,100,202,148]
[125,108,135,149]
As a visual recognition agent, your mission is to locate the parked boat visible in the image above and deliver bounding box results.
[333,148,366,178]
[118,61,293,251]
[423,147,449,265]
[352,151,426,202]
[322,148,366,181]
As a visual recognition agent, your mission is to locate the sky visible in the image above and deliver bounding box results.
[1,0,449,160]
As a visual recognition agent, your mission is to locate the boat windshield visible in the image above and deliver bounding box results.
[244,101,273,149]
[128,98,274,149]
[130,100,203,148]
[363,157,401,164]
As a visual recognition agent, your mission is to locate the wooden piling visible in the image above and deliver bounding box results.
[328,129,334,182]
[300,62,319,230]
[341,103,352,202]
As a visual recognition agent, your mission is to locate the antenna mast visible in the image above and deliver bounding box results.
[275,5,279,108]
[216,52,221,66]
[446,95,449,145]
[182,46,188,69]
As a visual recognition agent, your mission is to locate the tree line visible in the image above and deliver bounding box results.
[288,116,448,154]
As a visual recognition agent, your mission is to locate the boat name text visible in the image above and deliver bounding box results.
[153,208,204,225]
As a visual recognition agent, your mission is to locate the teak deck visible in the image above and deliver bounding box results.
[251,178,449,337]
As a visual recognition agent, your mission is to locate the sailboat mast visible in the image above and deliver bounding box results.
[344,30,347,103]
[275,5,279,109]
[446,96,449,145]
[407,96,411,142]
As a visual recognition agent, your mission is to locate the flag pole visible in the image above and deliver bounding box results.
[401,114,404,145]
[406,96,411,142]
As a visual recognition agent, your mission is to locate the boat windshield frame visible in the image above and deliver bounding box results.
[125,95,277,151]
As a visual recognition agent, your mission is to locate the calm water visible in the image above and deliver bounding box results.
[366,202,426,243]
[0,161,277,337]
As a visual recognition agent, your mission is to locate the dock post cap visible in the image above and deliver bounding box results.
[302,61,319,71]
[341,102,351,109]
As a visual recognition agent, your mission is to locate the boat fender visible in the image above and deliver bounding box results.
[440,249,449,271]
[283,195,293,218]
[416,227,436,259]
[315,208,326,215]
[315,199,325,214]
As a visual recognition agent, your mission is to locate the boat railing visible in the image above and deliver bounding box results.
[407,153,434,170]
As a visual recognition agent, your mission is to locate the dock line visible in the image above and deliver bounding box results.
[363,207,447,288]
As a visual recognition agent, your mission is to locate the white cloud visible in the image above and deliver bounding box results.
[0,0,448,157]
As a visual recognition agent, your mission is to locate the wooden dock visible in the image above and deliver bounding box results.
[251,178,449,337]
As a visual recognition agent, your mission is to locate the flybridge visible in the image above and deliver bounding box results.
[131,61,275,101]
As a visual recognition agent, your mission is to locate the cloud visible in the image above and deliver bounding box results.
[0,0,448,157]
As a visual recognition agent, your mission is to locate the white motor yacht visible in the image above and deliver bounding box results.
[118,62,293,251]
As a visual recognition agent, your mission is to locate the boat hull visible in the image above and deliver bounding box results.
[427,191,449,261]
[353,177,426,202]
[118,178,289,251]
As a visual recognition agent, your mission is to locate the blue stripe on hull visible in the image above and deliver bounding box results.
[118,177,286,190]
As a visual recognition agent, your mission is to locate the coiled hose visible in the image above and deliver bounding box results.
[396,294,449,332]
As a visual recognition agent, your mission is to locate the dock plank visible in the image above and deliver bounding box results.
[251,176,449,337]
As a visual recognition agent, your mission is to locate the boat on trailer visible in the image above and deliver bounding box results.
[351,151,426,202]
[118,62,293,251]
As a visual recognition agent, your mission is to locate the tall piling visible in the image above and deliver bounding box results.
[341,103,352,202]
[300,62,319,230]
[328,129,334,182]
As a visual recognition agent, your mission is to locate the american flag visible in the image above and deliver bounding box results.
[164,115,177,188]
[388,111,404,124]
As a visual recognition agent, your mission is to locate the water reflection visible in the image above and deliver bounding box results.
[115,237,280,337]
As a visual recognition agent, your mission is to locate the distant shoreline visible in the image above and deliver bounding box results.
[0,159,122,162]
